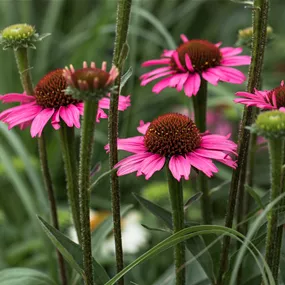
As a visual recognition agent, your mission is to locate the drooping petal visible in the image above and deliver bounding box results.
[209,66,246,84]
[30,108,55,137]
[51,109,61,130]
[138,154,165,180]
[202,70,219,86]
[105,136,146,153]
[99,95,131,111]
[172,51,186,71]
[187,152,218,177]
[184,73,201,97]
[152,77,173,93]
[141,70,175,86]
[140,67,172,79]
[180,34,189,43]
[169,155,191,181]
[96,108,108,122]
[59,104,80,128]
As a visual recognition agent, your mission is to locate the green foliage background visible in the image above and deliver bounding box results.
[0,0,285,284]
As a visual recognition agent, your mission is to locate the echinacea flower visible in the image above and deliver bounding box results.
[140,35,251,97]
[234,80,285,112]
[105,113,237,181]
[0,66,130,137]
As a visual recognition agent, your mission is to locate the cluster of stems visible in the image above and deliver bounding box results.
[217,0,269,284]
[13,48,68,285]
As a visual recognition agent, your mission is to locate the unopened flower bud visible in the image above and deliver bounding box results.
[0,23,50,50]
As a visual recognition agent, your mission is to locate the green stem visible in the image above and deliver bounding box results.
[78,100,98,285]
[108,0,132,284]
[59,123,81,243]
[217,0,269,284]
[167,166,185,285]
[14,48,68,285]
[270,142,285,281]
[192,79,212,225]
[264,139,284,284]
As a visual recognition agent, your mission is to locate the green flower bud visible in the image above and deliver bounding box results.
[251,110,285,139]
[0,23,50,50]
[236,26,274,48]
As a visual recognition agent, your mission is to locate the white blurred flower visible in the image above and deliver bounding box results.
[68,210,149,255]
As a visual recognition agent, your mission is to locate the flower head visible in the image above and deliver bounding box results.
[234,81,285,112]
[250,110,285,139]
[0,67,130,137]
[64,61,119,101]
[140,35,251,97]
[0,23,50,50]
[105,113,237,181]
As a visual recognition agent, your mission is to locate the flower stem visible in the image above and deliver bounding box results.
[217,0,269,284]
[108,0,132,284]
[59,123,81,243]
[192,79,212,225]
[78,100,98,285]
[264,139,284,284]
[166,166,185,285]
[14,48,68,285]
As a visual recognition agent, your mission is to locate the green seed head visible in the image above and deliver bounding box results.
[236,26,274,48]
[2,24,35,40]
[253,110,285,139]
[0,23,50,50]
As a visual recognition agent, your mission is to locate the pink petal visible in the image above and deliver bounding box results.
[169,155,191,181]
[221,55,251,66]
[0,93,35,104]
[141,70,175,86]
[59,104,80,128]
[180,34,189,43]
[202,71,219,86]
[30,108,55,137]
[51,109,60,130]
[185,54,194,72]
[138,154,165,180]
[172,51,186,71]
[184,73,201,97]
[152,77,173,93]
[220,47,243,57]
[96,108,108,122]
[105,136,146,153]
[76,103,84,115]
[137,120,150,135]
[187,152,218,177]
[162,50,175,57]
[142,58,171,67]
[210,66,246,84]
[99,95,131,111]
[169,73,189,91]
[140,67,172,79]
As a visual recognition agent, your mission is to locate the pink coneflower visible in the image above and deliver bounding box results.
[105,113,237,181]
[0,66,130,137]
[140,35,251,97]
[234,80,285,112]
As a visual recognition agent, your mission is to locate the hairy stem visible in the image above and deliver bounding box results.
[14,48,67,285]
[59,123,81,243]
[192,79,212,225]
[78,100,98,285]
[108,0,132,284]
[217,1,269,284]
[167,167,185,285]
[264,139,283,284]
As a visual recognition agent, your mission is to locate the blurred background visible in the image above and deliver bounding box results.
[0,0,285,284]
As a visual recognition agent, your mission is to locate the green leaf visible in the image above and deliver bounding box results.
[133,193,215,282]
[38,216,109,285]
[245,184,265,209]
[92,205,133,255]
[120,66,133,90]
[132,7,176,49]
[133,193,172,229]
[184,192,202,211]
[0,268,56,285]
[89,168,116,193]
[104,225,272,285]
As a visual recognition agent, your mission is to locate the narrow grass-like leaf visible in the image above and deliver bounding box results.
[132,7,176,49]
[105,225,272,285]
[38,216,110,285]
[0,268,57,285]
[89,168,116,193]
[245,184,265,209]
